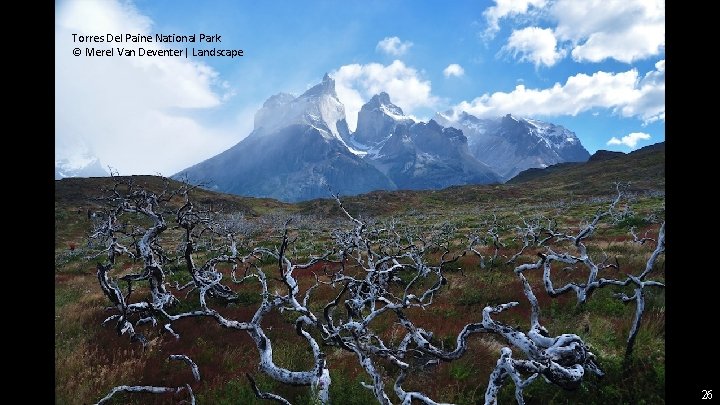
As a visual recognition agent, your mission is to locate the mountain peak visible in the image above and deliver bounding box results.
[254,75,349,144]
[262,92,295,108]
[437,111,590,181]
[502,113,520,123]
[588,149,624,162]
[361,92,406,119]
[352,92,412,146]
[301,73,337,98]
[181,72,597,203]
[426,119,442,130]
[368,92,392,106]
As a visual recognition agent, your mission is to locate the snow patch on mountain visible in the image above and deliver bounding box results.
[174,74,591,202]
[55,154,108,179]
[254,74,351,145]
[435,112,590,181]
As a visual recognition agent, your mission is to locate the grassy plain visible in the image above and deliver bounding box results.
[55,145,665,404]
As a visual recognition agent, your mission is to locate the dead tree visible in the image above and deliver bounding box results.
[615,222,665,359]
[504,217,557,265]
[285,194,603,404]
[94,354,199,404]
[510,186,665,361]
[174,188,241,304]
[481,272,604,404]
[89,176,182,346]
[468,215,505,268]
[88,177,662,404]
[90,178,332,403]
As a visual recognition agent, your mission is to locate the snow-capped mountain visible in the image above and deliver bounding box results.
[175,75,395,202]
[350,92,414,149]
[435,112,590,181]
[176,74,589,202]
[348,94,500,189]
[254,74,352,145]
[55,154,108,179]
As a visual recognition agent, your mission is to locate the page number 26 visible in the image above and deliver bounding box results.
[703,390,713,399]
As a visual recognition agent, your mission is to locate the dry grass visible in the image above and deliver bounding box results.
[55,173,665,404]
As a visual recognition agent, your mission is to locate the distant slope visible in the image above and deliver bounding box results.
[504,162,583,184]
[55,175,294,216]
[299,141,664,217]
[57,142,664,221]
[507,142,664,191]
[370,120,501,189]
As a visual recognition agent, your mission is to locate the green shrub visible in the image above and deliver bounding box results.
[449,361,474,381]
[328,370,377,405]
[615,215,649,229]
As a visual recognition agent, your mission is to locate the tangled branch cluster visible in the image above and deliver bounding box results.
[88,177,664,404]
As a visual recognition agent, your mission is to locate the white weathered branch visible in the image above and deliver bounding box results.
[89,179,661,404]
[247,374,292,405]
[95,385,192,405]
[169,354,200,382]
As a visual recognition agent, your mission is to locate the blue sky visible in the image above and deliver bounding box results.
[56,0,664,175]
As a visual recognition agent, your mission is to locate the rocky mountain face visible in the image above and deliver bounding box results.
[253,74,352,144]
[351,92,414,147]
[435,112,590,181]
[347,95,500,189]
[176,75,395,202]
[375,120,500,189]
[176,75,590,202]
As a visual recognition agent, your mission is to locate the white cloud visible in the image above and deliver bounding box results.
[503,27,564,67]
[607,132,651,148]
[483,0,547,37]
[56,0,239,175]
[552,0,665,63]
[451,61,664,123]
[443,64,465,78]
[618,59,665,123]
[332,60,437,131]
[376,36,413,56]
[483,0,664,64]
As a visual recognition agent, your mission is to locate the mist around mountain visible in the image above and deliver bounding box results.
[176,75,591,202]
[346,93,501,189]
[435,112,590,181]
[55,154,109,180]
[176,75,394,202]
